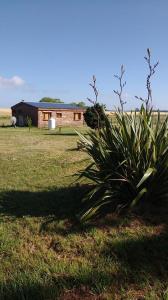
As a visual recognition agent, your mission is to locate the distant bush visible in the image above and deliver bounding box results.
[84,103,106,129]
[39,97,64,103]
[70,101,86,107]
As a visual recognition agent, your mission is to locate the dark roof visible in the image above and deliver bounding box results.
[24,102,81,109]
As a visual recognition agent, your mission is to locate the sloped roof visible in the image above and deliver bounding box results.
[25,102,80,109]
[11,101,84,110]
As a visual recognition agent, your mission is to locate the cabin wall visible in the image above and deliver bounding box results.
[38,109,85,128]
[11,102,85,128]
[12,103,38,126]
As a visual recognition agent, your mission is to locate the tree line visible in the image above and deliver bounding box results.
[39,97,86,108]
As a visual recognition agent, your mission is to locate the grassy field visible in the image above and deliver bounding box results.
[0,108,11,115]
[0,108,11,126]
[0,120,168,299]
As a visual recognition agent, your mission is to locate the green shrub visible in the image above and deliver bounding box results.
[78,106,168,222]
[26,116,32,131]
[83,103,106,129]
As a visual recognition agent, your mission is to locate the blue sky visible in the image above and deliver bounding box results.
[0,0,168,109]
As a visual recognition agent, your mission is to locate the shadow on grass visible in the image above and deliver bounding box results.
[0,282,60,300]
[44,132,88,137]
[0,184,124,235]
[0,270,113,300]
[1,186,168,298]
[66,147,79,151]
[44,132,79,136]
[0,125,13,128]
[0,185,88,219]
[1,185,168,233]
[0,185,100,235]
[101,228,168,285]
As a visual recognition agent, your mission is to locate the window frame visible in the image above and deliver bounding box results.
[74,112,81,121]
[42,112,52,121]
[56,113,62,118]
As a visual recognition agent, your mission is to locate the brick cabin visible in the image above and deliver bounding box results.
[11,101,85,128]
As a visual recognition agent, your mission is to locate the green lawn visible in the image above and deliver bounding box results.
[0,125,168,299]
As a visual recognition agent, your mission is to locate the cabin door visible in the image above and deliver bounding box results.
[18,115,24,126]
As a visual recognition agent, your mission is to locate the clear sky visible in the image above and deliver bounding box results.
[0,0,168,110]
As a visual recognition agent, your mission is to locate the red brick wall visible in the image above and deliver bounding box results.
[38,109,85,128]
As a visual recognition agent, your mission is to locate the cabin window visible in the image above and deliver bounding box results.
[74,113,81,121]
[56,113,62,118]
[43,112,51,121]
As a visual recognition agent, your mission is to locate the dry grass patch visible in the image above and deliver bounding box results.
[0,108,11,116]
[0,108,11,126]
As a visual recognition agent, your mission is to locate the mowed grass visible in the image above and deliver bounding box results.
[0,122,168,299]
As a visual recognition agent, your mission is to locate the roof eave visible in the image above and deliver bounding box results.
[11,102,38,109]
